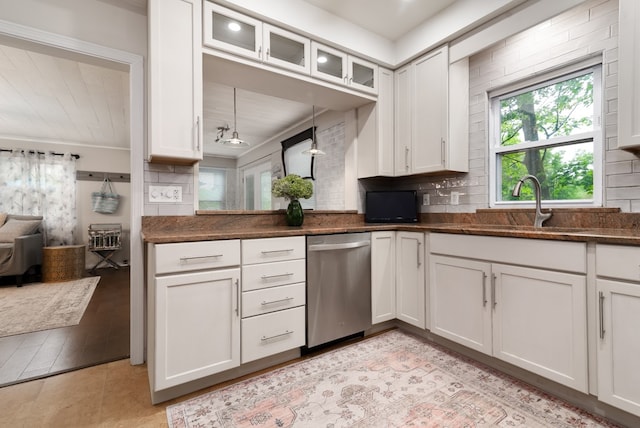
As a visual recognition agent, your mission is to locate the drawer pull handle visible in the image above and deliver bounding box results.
[179,254,223,264]
[261,272,294,280]
[261,330,293,342]
[261,297,294,306]
[261,248,294,255]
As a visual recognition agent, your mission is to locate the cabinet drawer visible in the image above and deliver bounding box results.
[242,283,305,318]
[242,236,305,265]
[241,306,306,363]
[154,240,240,274]
[430,233,586,274]
[242,259,306,291]
[596,244,640,281]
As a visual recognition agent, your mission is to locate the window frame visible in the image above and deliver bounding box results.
[488,61,603,208]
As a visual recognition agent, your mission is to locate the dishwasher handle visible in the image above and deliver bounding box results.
[307,241,370,252]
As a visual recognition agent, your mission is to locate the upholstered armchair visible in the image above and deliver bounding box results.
[0,214,44,286]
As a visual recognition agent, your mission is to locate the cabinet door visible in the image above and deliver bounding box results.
[492,264,588,392]
[412,46,448,174]
[597,279,640,417]
[617,0,640,150]
[203,2,262,60]
[371,231,396,324]
[154,268,240,390]
[263,24,310,74]
[395,232,425,328]
[394,64,412,176]
[356,67,394,178]
[148,0,202,163]
[311,42,347,86]
[348,56,377,94]
[430,255,492,354]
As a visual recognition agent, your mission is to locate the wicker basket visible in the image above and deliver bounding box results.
[42,245,86,283]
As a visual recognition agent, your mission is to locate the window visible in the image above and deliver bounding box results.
[198,167,227,210]
[489,64,602,207]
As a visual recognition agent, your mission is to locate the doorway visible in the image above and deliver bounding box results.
[0,21,145,373]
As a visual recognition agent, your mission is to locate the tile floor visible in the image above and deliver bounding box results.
[0,334,355,427]
[0,267,130,386]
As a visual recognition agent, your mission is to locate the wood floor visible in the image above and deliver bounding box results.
[0,267,129,386]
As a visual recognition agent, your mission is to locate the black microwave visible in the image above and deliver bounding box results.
[365,190,419,223]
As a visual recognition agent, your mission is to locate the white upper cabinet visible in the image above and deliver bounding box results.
[148,0,202,164]
[203,3,310,74]
[394,45,469,176]
[311,42,378,94]
[348,56,378,94]
[617,0,640,150]
[357,67,394,178]
[203,2,261,59]
[262,24,310,74]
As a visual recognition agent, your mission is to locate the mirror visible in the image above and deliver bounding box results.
[200,55,367,211]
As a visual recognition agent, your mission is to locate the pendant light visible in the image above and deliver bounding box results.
[221,87,249,148]
[302,105,325,156]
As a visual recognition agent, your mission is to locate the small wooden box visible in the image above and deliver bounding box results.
[42,245,86,283]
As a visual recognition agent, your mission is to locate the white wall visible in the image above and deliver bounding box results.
[0,0,146,57]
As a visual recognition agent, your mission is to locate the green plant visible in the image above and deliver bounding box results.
[271,174,313,201]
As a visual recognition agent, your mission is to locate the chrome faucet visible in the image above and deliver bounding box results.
[512,174,552,227]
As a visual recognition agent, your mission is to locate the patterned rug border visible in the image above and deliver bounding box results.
[167,329,618,428]
[0,276,100,337]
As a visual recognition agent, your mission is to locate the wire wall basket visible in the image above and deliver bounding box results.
[88,223,122,250]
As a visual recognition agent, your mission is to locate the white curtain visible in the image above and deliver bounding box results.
[0,150,77,246]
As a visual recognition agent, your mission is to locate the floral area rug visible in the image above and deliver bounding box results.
[167,329,617,427]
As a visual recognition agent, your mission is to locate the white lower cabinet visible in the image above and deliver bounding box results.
[430,255,492,354]
[492,264,587,391]
[429,233,588,393]
[148,240,241,393]
[154,268,240,390]
[596,244,640,417]
[371,231,396,324]
[241,236,306,364]
[396,232,426,328]
[371,231,425,328]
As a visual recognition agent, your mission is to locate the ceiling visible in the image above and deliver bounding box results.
[0,0,471,159]
[302,0,457,41]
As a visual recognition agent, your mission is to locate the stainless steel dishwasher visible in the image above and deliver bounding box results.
[306,232,371,348]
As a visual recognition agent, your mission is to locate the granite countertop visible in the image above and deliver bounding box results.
[141,209,640,246]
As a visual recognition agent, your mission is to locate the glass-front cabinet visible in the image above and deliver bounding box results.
[311,42,377,94]
[311,43,347,86]
[348,56,377,94]
[204,3,310,74]
[263,24,310,74]
[204,2,261,59]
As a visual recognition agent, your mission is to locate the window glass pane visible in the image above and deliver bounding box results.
[199,167,226,210]
[500,72,593,146]
[499,142,594,201]
[245,175,255,210]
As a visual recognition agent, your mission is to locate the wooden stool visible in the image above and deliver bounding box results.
[42,245,86,283]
